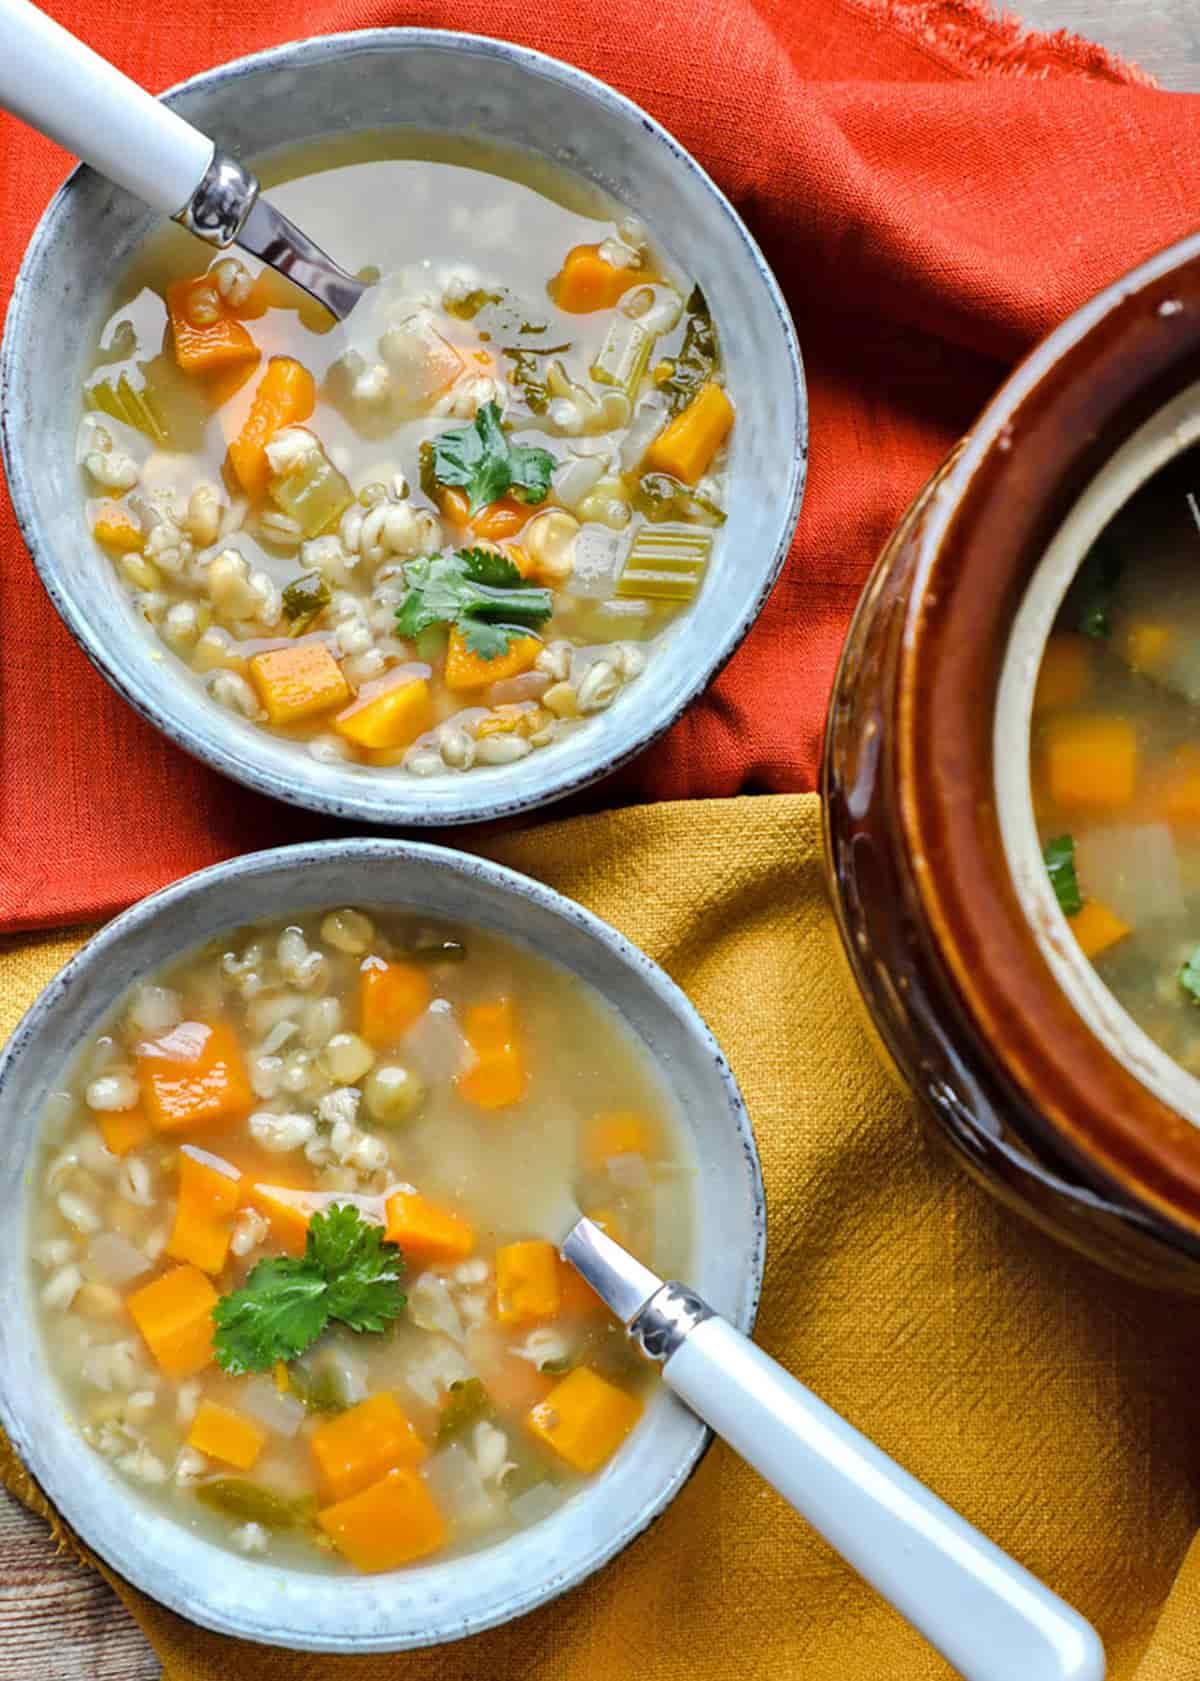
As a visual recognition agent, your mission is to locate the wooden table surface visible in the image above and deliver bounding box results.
[4,4,1199,1676]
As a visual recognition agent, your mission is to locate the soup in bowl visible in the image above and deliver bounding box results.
[2,30,806,825]
[0,840,763,1647]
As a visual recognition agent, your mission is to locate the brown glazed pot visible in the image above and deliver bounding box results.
[822,231,1200,1291]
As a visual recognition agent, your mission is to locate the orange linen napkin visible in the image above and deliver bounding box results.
[6,0,1200,929]
[4,795,1200,1680]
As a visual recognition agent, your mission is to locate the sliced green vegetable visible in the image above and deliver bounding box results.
[396,545,553,660]
[657,288,718,417]
[430,402,555,514]
[1180,947,1200,1004]
[436,1377,490,1445]
[1066,535,1122,640]
[633,471,726,528]
[539,1356,572,1376]
[617,527,712,601]
[270,450,354,540]
[1043,835,1083,917]
[194,1479,317,1531]
[443,287,505,321]
[591,318,653,402]
[281,570,331,636]
[85,372,168,444]
[286,1361,349,1414]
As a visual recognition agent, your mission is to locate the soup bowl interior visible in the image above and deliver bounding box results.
[0,839,763,1651]
[0,29,806,826]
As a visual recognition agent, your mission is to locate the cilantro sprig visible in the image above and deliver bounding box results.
[430,401,554,513]
[1043,834,1082,917]
[212,1205,406,1375]
[396,546,552,661]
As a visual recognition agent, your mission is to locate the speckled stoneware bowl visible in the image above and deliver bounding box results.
[0,839,764,1650]
[0,28,806,826]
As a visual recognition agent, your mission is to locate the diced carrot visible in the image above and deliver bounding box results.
[166,1146,243,1275]
[1069,901,1131,961]
[582,1110,652,1174]
[334,674,433,751]
[384,1190,475,1264]
[317,1467,448,1572]
[167,276,261,376]
[1153,748,1200,828]
[187,1399,267,1470]
[1043,715,1138,811]
[495,1241,561,1326]
[1033,633,1091,715]
[551,244,642,313]
[126,1264,217,1377]
[136,1021,253,1135]
[470,495,535,542]
[527,1366,642,1473]
[91,503,143,553]
[245,1184,313,1256]
[206,358,262,410]
[311,1393,428,1502]
[235,267,335,334]
[437,487,472,528]
[443,628,541,693]
[1120,621,1174,676]
[502,542,538,580]
[96,1104,152,1158]
[248,641,351,727]
[359,958,432,1047]
[641,381,734,486]
[458,998,528,1110]
[227,356,316,496]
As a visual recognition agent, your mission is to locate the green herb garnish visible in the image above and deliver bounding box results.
[395,546,552,661]
[1180,947,1200,1004]
[212,1206,406,1375]
[429,401,554,514]
[1043,835,1082,917]
[436,1377,491,1445]
[658,287,718,417]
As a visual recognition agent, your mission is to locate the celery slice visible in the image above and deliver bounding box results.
[617,526,711,601]
[270,451,353,539]
[85,372,168,445]
[590,318,653,402]
[633,471,725,528]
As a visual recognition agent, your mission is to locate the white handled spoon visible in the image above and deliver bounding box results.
[562,1216,1106,1681]
[0,0,365,318]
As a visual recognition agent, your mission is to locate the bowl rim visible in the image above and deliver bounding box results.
[0,26,807,829]
[0,835,766,1649]
[895,224,1200,1237]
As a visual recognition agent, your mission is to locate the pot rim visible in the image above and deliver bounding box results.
[0,26,807,828]
[896,227,1200,1236]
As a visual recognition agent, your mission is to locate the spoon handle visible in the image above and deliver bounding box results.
[648,1299,1106,1681]
[0,0,212,219]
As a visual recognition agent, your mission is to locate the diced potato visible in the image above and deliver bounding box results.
[1069,901,1131,961]
[187,1399,267,1471]
[458,999,527,1111]
[136,1021,253,1134]
[526,1366,642,1473]
[248,641,351,727]
[641,381,733,486]
[384,1190,475,1264]
[1042,716,1138,811]
[311,1393,428,1501]
[334,675,434,751]
[317,1467,448,1571]
[126,1264,217,1377]
[495,1241,561,1326]
[359,959,432,1047]
[165,1146,243,1274]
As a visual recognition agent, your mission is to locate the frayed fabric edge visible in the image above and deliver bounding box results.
[853,0,1157,86]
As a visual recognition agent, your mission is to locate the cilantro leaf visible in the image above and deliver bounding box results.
[212,1206,406,1374]
[1043,834,1082,917]
[1181,947,1200,1004]
[430,402,555,513]
[395,547,552,662]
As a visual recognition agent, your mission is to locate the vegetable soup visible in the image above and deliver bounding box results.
[79,133,734,776]
[1032,447,1200,1067]
[32,907,693,1573]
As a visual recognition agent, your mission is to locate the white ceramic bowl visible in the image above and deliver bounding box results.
[1,29,806,826]
[0,839,764,1650]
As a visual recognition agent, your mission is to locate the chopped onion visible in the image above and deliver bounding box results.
[404,999,477,1084]
[423,1444,506,1533]
[409,1272,465,1343]
[1074,823,1185,929]
[239,1377,306,1438]
[83,1232,151,1287]
[569,526,630,600]
[606,1152,650,1191]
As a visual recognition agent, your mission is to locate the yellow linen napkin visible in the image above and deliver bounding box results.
[3,794,1200,1680]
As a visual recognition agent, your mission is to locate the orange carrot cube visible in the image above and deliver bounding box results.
[248,641,351,727]
[1042,716,1138,811]
[495,1240,561,1326]
[96,1105,152,1158]
[551,244,642,313]
[359,959,432,1047]
[227,355,316,496]
[166,1147,243,1275]
[126,1264,217,1377]
[136,1021,252,1135]
[641,381,734,486]
[582,1110,652,1173]
[384,1190,475,1264]
[317,1467,448,1571]
[1069,901,1131,961]
[527,1366,642,1473]
[187,1399,267,1470]
[334,674,433,752]
[311,1393,428,1502]
[1033,633,1091,714]
[167,276,261,376]
[458,998,527,1110]
[443,628,541,693]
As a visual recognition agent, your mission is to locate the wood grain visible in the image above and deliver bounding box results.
[1,4,1196,1675]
